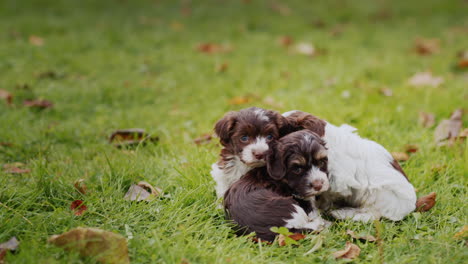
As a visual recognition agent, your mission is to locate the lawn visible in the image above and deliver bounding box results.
[0,0,467,263]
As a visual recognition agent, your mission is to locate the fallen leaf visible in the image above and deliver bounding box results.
[196,43,232,54]
[453,225,468,239]
[303,235,323,255]
[419,112,436,128]
[380,87,393,97]
[391,152,409,161]
[278,35,293,47]
[414,37,440,55]
[48,227,130,264]
[109,129,159,148]
[70,200,87,216]
[278,234,287,246]
[29,35,44,46]
[0,237,19,263]
[288,233,306,241]
[333,241,361,259]
[346,230,377,242]
[408,72,444,88]
[263,96,284,108]
[36,71,61,80]
[294,42,315,56]
[216,63,228,73]
[431,164,447,173]
[415,192,436,212]
[0,142,13,147]
[269,1,291,16]
[228,96,251,105]
[456,50,468,69]
[459,128,468,139]
[74,179,87,195]
[404,144,419,154]
[0,90,13,105]
[124,181,161,201]
[170,21,184,31]
[434,109,463,145]
[23,99,53,109]
[194,133,212,145]
[3,163,30,174]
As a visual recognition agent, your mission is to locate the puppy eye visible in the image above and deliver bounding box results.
[318,159,327,168]
[292,167,303,174]
[240,136,249,142]
[266,134,273,141]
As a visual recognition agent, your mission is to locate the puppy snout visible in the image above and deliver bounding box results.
[310,179,324,191]
[252,151,266,160]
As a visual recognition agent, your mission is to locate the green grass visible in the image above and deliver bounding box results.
[0,0,467,263]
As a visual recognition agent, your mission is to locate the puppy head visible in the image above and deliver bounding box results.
[214,107,288,167]
[267,130,329,198]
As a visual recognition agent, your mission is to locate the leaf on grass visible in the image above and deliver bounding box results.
[414,38,440,55]
[415,192,436,212]
[459,128,468,139]
[391,152,409,161]
[0,90,13,105]
[29,35,44,46]
[408,72,444,87]
[36,70,63,80]
[278,35,293,47]
[419,112,435,128]
[193,133,212,145]
[404,144,419,154]
[228,96,251,105]
[346,229,377,242]
[0,142,13,147]
[70,200,88,216]
[263,96,284,108]
[456,50,468,69]
[196,43,232,54]
[294,43,316,56]
[434,109,463,145]
[332,241,361,260]
[109,129,159,148]
[48,227,130,264]
[380,87,393,97]
[303,235,323,255]
[74,179,87,195]
[453,226,468,239]
[124,181,161,201]
[3,163,30,174]
[216,62,228,73]
[0,237,19,263]
[23,99,53,109]
[269,1,291,16]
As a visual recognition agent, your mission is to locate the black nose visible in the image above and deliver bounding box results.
[310,179,324,191]
[253,151,265,160]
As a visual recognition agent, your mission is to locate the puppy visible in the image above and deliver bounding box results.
[211,107,290,199]
[283,110,417,222]
[224,130,330,242]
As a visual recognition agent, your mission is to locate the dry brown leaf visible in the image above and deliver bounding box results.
[0,90,13,105]
[124,181,161,201]
[228,96,251,105]
[391,152,409,161]
[404,144,419,154]
[414,38,440,55]
[278,233,306,246]
[269,1,291,16]
[216,63,228,73]
[434,109,463,144]
[170,21,184,31]
[70,200,87,216]
[278,36,293,47]
[346,230,377,242]
[459,128,468,139]
[456,50,468,69]
[29,35,44,46]
[294,43,315,56]
[109,129,159,148]
[23,99,53,109]
[48,227,130,264]
[0,142,13,147]
[3,163,30,174]
[194,133,212,145]
[419,112,436,128]
[0,237,19,263]
[332,241,361,259]
[278,234,286,246]
[288,233,306,241]
[74,179,87,195]
[415,192,436,212]
[196,43,232,54]
[453,226,468,239]
[408,72,444,88]
[380,87,393,97]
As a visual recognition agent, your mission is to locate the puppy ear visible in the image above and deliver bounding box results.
[214,112,237,146]
[284,111,326,137]
[266,142,286,180]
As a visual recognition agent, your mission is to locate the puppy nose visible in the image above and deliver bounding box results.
[311,179,324,191]
[252,151,265,160]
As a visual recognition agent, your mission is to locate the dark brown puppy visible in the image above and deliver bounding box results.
[224,130,330,242]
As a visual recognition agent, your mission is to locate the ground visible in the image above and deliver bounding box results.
[0,0,467,263]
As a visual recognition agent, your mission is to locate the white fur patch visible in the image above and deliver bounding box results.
[282,110,299,117]
[305,167,329,195]
[253,108,269,122]
[211,157,250,199]
[241,137,269,165]
[285,205,328,231]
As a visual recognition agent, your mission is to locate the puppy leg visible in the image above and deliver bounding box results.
[285,205,328,231]
[330,208,380,222]
[373,187,416,221]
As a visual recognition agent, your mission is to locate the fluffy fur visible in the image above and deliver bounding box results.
[284,110,417,221]
[224,130,330,241]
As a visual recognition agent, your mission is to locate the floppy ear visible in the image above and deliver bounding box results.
[214,112,237,146]
[266,142,286,180]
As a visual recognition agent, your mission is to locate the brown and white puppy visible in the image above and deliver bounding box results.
[224,130,330,242]
[211,107,290,199]
[283,110,417,222]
